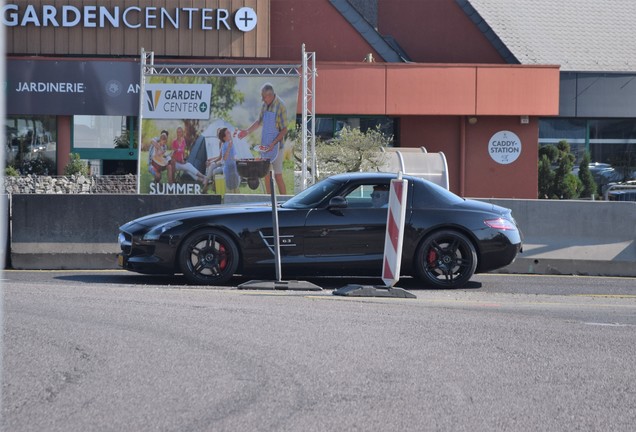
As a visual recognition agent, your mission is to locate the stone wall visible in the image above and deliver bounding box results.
[1,175,138,194]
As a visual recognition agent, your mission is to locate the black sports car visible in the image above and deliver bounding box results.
[118,172,522,288]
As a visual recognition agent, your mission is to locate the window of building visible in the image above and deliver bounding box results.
[298,115,396,145]
[73,115,133,149]
[538,118,587,159]
[5,115,57,175]
[539,117,636,182]
[540,118,636,162]
[588,119,636,167]
[72,115,138,175]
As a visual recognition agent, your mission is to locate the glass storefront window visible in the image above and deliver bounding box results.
[538,118,587,161]
[315,118,334,140]
[539,117,636,181]
[73,115,129,149]
[588,119,636,179]
[72,115,139,175]
[300,115,396,144]
[5,115,57,174]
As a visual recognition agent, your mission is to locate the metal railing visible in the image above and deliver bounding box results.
[603,184,636,201]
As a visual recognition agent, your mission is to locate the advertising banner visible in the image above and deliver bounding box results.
[140,75,300,196]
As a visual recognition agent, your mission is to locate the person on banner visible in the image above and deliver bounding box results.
[171,126,208,186]
[218,127,241,193]
[205,128,223,178]
[237,83,288,195]
[202,130,224,194]
[371,184,390,208]
[148,130,174,184]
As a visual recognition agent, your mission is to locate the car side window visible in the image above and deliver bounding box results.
[343,184,388,208]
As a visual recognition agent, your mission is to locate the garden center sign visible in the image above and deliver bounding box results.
[1,4,258,32]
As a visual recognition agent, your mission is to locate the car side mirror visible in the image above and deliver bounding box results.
[327,196,348,209]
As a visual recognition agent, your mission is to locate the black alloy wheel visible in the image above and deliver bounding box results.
[415,230,478,288]
[179,229,239,285]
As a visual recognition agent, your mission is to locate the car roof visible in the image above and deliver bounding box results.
[328,172,423,183]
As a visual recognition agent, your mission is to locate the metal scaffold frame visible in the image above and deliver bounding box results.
[138,46,317,192]
[144,64,300,77]
[301,44,317,189]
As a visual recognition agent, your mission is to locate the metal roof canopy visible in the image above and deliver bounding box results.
[137,47,317,193]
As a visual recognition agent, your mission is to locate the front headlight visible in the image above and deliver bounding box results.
[142,221,183,241]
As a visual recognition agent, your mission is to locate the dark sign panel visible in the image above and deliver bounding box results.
[7,60,140,116]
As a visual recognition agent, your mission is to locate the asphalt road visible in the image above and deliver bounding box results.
[2,271,635,432]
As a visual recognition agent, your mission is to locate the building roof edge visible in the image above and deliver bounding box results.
[455,0,519,65]
[329,0,405,63]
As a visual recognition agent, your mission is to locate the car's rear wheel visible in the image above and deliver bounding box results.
[415,230,477,288]
[179,229,239,285]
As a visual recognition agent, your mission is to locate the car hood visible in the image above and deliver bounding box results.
[120,202,273,230]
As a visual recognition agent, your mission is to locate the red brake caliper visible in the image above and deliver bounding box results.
[218,244,227,270]
[427,249,437,266]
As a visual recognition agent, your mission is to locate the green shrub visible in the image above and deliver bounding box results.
[4,165,20,177]
[64,153,90,176]
[19,155,56,175]
[538,140,582,199]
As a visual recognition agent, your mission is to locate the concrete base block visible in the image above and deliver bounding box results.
[499,258,636,278]
[11,253,120,270]
[238,279,323,291]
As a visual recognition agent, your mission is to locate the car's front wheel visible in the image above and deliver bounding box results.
[179,228,239,285]
[415,230,477,288]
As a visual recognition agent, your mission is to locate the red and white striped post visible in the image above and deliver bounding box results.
[382,173,409,287]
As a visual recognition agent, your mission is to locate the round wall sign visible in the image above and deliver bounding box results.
[234,7,258,32]
[488,130,522,164]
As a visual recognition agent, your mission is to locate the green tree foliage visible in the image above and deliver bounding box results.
[293,126,391,178]
[578,151,597,198]
[538,140,582,199]
[537,154,555,198]
[63,153,89,176]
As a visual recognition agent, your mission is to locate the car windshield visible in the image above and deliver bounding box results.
[281,178,343,209]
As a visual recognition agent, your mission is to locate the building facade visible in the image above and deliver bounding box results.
[5,0,567,198]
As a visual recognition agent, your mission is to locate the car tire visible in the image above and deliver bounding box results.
[179,228,239,285]
[415,230,477,288]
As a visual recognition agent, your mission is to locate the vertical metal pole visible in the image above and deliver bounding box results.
[137,48,148,194]
[0,15,6,315]
[270,169,282,282]
[301,44,308,190]
[310,51,317,184]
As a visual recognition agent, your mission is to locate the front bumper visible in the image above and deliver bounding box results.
[118,230,178,274]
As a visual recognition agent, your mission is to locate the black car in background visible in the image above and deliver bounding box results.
[118,173,522,288]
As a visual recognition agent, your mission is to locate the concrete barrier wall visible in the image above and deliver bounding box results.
[7,194,636,277]
[479,199,636,277]
[9,194,221,269]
